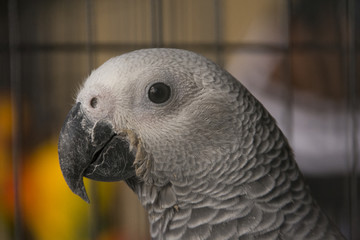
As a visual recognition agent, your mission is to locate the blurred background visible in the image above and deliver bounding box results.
[1,0,359,239]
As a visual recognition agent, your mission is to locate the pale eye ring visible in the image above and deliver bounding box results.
[90,97,98,108]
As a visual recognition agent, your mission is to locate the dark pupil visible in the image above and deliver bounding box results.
[90,97,98,108]
[148,83,171,104]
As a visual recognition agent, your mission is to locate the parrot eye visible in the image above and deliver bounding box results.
[90,97,98,108]
[148,82,171,104]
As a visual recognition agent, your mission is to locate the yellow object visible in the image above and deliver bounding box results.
[22,140,90,240]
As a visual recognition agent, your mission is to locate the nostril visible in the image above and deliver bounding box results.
[90,97,98,108]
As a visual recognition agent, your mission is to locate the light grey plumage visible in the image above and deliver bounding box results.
[58,48,345,239]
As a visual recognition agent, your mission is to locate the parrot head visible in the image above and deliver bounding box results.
[59,48,242,202]
[58,48,346,240]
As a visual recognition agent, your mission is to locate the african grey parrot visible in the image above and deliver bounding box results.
[58,48,345,239]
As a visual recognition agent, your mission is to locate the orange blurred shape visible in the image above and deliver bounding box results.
[0,94,14,220]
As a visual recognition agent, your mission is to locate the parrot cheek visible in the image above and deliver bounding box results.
[58,102,135,203]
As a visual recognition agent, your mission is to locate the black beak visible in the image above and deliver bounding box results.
[58,103,135,203]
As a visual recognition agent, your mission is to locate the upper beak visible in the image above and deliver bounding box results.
[58,103,135,203]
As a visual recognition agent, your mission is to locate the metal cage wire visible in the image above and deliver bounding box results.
[3,0,359,239]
